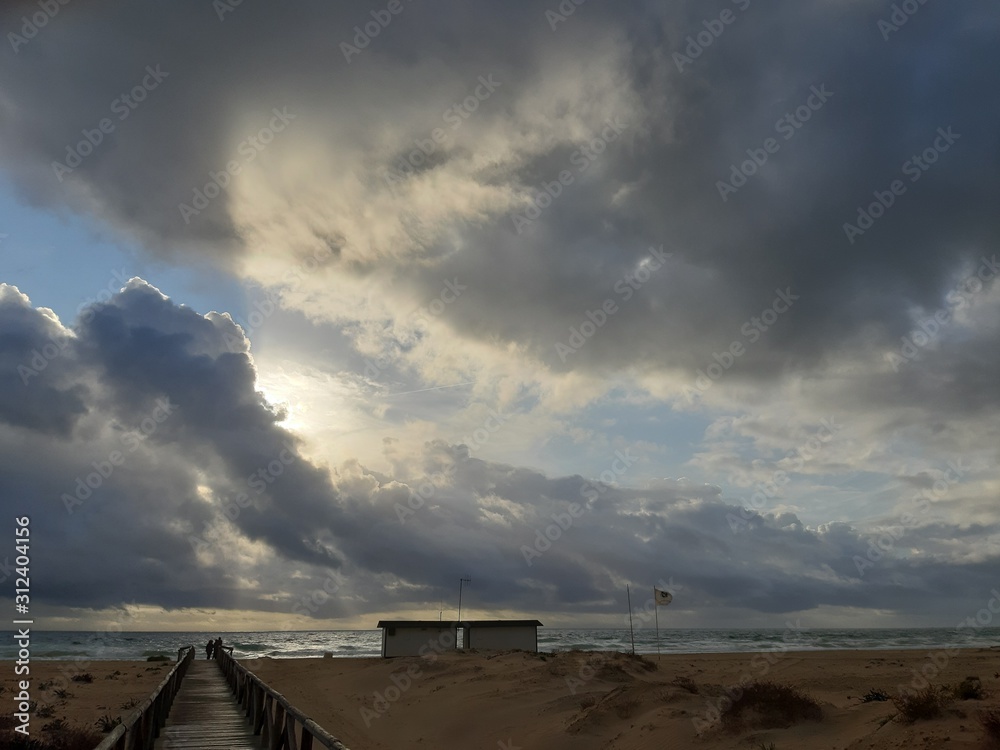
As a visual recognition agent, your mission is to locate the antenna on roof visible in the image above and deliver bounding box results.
[458,576,471,624]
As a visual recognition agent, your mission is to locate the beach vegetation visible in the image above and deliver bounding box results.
[673,675,699,694]
[120,697,142,710]
[860,688,890,702]
[53,689,72,700]
[1,718,105,750]
[720,680,822,729]
[35,704,55,718]
[95,714,122,733]
[979,708,1000,746]
[70,673,94,683]
[615,696,641,718]
[892,685,946,721]
[954,676,984,700]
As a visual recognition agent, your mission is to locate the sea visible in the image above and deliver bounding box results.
[2,628,998,661]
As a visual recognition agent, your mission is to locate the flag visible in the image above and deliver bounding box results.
[654,588,673,606]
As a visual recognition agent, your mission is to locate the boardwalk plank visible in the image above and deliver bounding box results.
[153,660,261,749]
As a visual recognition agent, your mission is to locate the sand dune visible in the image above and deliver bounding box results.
[5,648,999,749]
[244,647,1000,749]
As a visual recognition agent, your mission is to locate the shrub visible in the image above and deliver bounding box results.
[720,681,822,730]
[979,708,1000,747]
[860,688,890,702]
[892,685,946,722]
[955,676,984,700]
[120,697,141,710]
[615,697,640,719]
[673,675,699,694]
[70,674,93,684]
[53,689,73,700]
[95,714,122,733]
[35,704,55,718]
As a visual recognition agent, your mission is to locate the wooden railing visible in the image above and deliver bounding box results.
[216,647,352,750]
[94,645,195,750]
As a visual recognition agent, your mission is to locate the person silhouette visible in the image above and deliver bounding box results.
[214,637,223,659]
[205,639,214,660]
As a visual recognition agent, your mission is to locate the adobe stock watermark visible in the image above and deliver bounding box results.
[684,288,798,401]
[222,246,335,354]
[395,465,456,524]
[409,278,467,328]
[213,0,244,21]
[364,278,467,383]
[384,75,501,188]
[62,398,178,513]
[178,107,297,224]
[188,444,298,553]
[886,254,998,371]
[625,577,677,628]
[340,0,415,63]
[877,0,932,41]
[521,448,638,566]
[51,65,169,182]
[554,245,671,363]
[7,0,72,53]
[545,0,588,31]
[716,84,833,202]
[360,628,457,727]
[673,0,752,73]
[692,619,808,734]
[564,650,616,695]
[726,417,842,533]
[897,588,1000,696]
[509,116,627,234]
[853,458,967,576]
[291,575,341,618]
[842,126,960,244]
[18,268,143,385]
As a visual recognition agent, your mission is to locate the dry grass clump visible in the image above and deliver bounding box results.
[720,681,822,730]
[615,697,641,719]
[672,675,699,694]
[979,708,1000,748]
[954,676,984,700]
[892,685,947,722]
[860,687,890,702]
[0,719,105,750]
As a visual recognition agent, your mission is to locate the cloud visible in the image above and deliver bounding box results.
[1,1,999,627]
[4,1,995,397]
[2,280,999,625]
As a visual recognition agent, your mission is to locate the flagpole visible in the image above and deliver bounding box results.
[654,587,661,659]
[626,585,636,655]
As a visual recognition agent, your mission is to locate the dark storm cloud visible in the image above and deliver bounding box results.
[2,281,994,621]
[2,1,997,391]
[0,281,359,610]
[1,0,999,624]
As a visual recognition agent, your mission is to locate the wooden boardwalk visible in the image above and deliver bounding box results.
[152,659,260,749]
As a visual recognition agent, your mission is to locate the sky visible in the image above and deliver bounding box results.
[0,0,998,632]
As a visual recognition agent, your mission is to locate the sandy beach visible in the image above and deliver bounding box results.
[3,648,999,749]
[240,647,1000,750]
[0,659,172,747]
